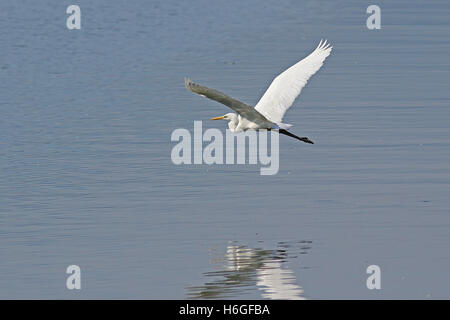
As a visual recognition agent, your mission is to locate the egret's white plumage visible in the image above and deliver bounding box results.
[185,40,333,144]
[254,40,332,124]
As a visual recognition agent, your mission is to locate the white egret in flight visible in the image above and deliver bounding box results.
[185,40,332,144]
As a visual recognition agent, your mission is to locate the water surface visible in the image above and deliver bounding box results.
[1,0,449,299]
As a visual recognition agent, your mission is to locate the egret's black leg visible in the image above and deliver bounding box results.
[278,129,314,144]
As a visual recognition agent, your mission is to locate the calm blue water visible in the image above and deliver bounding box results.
[1,0,449,299]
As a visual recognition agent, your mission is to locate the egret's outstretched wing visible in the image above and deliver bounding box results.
[185,78,271,124]
[254,40,332,123]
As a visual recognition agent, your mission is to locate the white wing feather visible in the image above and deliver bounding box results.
[254,40,332,123]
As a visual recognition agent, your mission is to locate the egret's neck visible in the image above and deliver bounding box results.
[227,115,239,132]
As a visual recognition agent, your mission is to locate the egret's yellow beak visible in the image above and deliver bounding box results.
[211,116,225,120]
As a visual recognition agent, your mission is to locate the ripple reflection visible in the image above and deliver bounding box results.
[187,240,312,299]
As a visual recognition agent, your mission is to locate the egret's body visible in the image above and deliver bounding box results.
[185,40,332,144]
[221,113,271,132]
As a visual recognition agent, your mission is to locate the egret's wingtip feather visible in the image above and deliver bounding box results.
[317,39,323,49]
[317,39,333,51]
[185,77,198,91]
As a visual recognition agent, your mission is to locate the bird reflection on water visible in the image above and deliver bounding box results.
[186,241,312,300]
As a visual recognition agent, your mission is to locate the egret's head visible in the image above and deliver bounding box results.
[211,113,236,121]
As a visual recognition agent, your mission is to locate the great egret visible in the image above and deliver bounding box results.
[185,40,332,144]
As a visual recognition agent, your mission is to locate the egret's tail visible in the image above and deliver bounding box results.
[276,123,293,130]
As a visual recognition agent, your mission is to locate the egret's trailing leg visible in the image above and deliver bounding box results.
[278,129,314,144]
